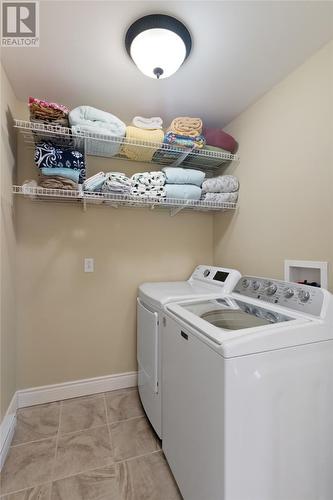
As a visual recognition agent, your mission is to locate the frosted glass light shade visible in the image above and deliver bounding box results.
[125,15,192,80]
[130,28,187,79]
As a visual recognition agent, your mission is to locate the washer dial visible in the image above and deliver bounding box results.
[252,280,260,290]
[242,279,250,288]
[284,288,294,299]
[266,283,277,295]
[298,289,310,303]
[203,269,210,277]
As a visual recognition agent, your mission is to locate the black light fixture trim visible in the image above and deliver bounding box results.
[125,14,192,65]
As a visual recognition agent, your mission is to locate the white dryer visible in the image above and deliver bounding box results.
[162,276,333,500]
[137,265,241,438]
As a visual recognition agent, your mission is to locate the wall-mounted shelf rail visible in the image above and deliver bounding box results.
[12,185,237,216]
[14,120,239,173]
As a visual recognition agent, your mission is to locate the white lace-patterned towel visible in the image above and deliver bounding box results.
[131,171,166,187]
[132,116,163,130]
[102,172,131,193]
[202,175,239,193]
[130,185,166,198]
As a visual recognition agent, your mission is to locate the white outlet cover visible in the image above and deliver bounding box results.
[84,258,94,273]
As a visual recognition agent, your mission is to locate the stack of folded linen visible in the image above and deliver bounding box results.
[130,171,166,198]
[202,127,238,154]
[83,172,132,195]
[38,176,78,190]
[102,172,132,195]
[69,106,126,156]
[29,97,69,127]
[201,175,239,203]
[34,141,85,188]
[121,126,164,162]
[162,167,205,200]
[164,117,206,149]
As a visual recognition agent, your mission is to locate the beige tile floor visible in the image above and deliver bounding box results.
[0,388,182,500]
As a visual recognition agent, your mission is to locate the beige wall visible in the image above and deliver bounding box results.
[214,40,333,290]
[0,65,18,418]
[16,130,213,389]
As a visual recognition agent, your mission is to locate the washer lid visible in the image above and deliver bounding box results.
[184,298,293,330]
[166,296,326,357]
[139,281,222,309]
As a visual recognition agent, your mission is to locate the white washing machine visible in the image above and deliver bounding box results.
[162,276,333,500]
[137,265,241,438]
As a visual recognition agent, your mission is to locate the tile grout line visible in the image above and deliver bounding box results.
[11,421,112,448]
[116,449,162,465]
[103,394,115,464]
[10,435,58,449]
[49,401,63,497]
[108,414,146,426]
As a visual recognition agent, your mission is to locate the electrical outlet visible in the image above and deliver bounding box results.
[84,258,94,273]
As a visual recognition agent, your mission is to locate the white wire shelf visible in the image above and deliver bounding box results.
[14,120,239,173]
[12,185,237,216]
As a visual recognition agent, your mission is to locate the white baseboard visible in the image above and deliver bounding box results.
[17,371,138,408]
[0,370,137,470]
[0,393,18,470]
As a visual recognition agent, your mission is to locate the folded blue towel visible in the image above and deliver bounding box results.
[41,168,80,183]
[165,184,202,200]
[162,167,205,187]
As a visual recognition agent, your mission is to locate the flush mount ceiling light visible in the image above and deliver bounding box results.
[125,14,192,79]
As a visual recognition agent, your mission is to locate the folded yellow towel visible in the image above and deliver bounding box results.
[121,126,164,162]
[168,116,203,137]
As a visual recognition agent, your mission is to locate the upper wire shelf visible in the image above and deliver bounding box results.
[14,120,239,173]
[12,185,237,216]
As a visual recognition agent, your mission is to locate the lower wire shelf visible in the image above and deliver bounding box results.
[12,185,237,216]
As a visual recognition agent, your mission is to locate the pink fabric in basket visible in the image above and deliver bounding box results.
[29,97,69,114]
[203,127,238,154]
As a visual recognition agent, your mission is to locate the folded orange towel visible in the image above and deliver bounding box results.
[168,116,203,137]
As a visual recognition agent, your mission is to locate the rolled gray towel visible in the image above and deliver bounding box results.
[202,175,239,193]
[202,192,238,203]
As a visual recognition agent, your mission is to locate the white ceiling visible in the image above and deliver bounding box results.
[2,1,333,127]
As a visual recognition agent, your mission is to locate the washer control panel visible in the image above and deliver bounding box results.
[191,265,241,291]
[233,276,324,316]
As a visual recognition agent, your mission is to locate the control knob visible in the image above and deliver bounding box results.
[203,269,210,277]
[242,279,250,288]
[284,288,294,299]
[298,289,310,303]
[252,280,260,290]
[266,283,277,295]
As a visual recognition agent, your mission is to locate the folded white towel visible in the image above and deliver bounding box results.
[132,116,163,130]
